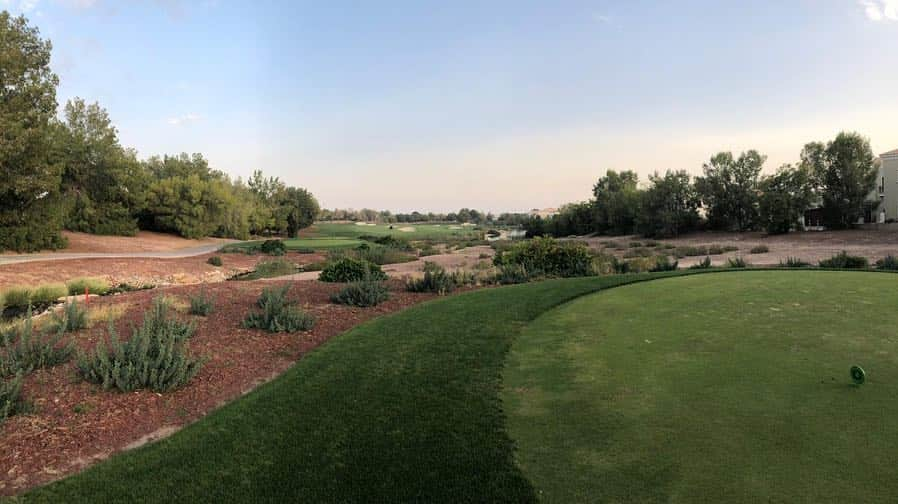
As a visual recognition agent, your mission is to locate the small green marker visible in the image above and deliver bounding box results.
[850,365,866,385]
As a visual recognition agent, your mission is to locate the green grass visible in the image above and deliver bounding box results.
[25,273,659,502]
[312,222,480,240]
[503,271,898,503]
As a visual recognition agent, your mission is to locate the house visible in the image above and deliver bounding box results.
[528,208,559,219]
[873,149,898,222]
[803,148,898,228]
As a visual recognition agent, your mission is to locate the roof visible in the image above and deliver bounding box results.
[882,149,898,157]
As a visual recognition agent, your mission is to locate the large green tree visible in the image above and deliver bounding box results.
[637,170,700,238]
[694,150,765,231]
[56,98,143,235]
[758,165,814,234]
[801,132,878,229]
[0,12,65,251]
[592,170,640,235]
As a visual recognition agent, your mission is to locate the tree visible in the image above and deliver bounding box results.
[0,12,66,251]
[801,132,878,229]
[592,170,639,235]
[637,170,700,238]
[758,165,814,234]
[694,150,765,231]
[277,187,319,237]
[56,98,143,235]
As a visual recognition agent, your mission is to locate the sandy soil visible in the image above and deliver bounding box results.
[0,252,325,289]
[0,279,443,495]
[0,231,233,256]
[584,229,898,267]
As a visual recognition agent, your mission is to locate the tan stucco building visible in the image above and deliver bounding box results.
[873,149,898,222]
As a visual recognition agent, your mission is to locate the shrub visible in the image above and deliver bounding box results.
[294,248,316,254]
[629,241,643,248]
[689,256,713,269]
[492,237,593,278]
[875,255,898,271]
[260,239,287,256]
[649,256,678,272]
[51,299,88,332]
[188,288,215,316]
[1,284,66,312]
[1,313,74,378]
[406,262,478,293]
[643,240,659,248]
[750,245,769,254]
[674,246,707,258]
[331,276,390,307]
[707,245,724,255]
[418,244,439,257]
[722,245,739,252]
[77,298,201,392]
[0,374,25,424]
[1,286,32,311]
[780,257,811,268]
[623,247,653,258]
[319,257,387,283]
[32,284,68,305]
[252,259,298,278]
[727,256,748,268]
[66,277,110,296]
[207,256,223,267]
[819,251,868,269]
[329,246,415,266]
[107,283,156,295]
[243,286,315,333]
[494,263,531,285]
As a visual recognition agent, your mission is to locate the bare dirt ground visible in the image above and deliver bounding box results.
[274,246,496,281]
[0,231,232,256]
[584,229,898,267]
[0,279,444,496]
[0,252,325,289]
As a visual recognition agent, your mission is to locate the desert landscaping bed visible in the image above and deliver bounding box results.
[0,279,439,495]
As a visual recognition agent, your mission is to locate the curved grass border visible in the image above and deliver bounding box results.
[21,268,883,502]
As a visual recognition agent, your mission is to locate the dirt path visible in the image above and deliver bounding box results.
[0,244,228,266]
[0,231,233,256]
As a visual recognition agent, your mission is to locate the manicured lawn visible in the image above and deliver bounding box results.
[26,272,655,502]
[281,236,363,249]
[311,222,480,240]
[503,271,898,503]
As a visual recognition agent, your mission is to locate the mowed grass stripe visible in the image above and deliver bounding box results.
[25,272,678,502]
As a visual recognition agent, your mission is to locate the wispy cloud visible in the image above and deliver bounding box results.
[1,0,40,13]
[167,113,201,126]
[860,0,898,21]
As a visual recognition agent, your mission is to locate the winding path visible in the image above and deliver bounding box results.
[0,243,226,266]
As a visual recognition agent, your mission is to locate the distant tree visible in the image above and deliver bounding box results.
[592,170,640,235]
[0,12,66,252]
[758,165,814,234]
[637,170,700,238]
[278,187,319,237]
[523,215,545,238]
[547,202,594,236]
[801,133,877,228]
[56,98,143,235]
[694,150,765,231]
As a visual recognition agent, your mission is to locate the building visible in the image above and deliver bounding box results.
[873,149,898,222]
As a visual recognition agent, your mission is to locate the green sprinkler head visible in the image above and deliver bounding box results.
[850,365,866,385]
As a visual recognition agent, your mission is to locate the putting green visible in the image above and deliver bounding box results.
[503,271,898,503]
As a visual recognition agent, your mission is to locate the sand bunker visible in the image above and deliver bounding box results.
[398,226,415,232]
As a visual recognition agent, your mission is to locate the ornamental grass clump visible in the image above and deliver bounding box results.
[51,298,88,332]
[0,373,24,424]
[243,285,315,333]
[331,275,390,307]
[77,297,202,393]
[188,288,215,316]
[819,251,868,270]
[1,311,74,378]
[318,257,387,283]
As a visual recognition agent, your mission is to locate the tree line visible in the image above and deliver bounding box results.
[319,208,531,226]
[0,12,318,252]
[529,132,880,238]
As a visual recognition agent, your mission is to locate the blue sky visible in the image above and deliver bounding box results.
[3,0,898,212]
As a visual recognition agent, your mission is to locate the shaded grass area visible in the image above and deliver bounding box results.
[504,271,898,503]
[24,273,671,502]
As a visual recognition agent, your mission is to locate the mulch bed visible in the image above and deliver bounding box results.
[0,279,440,496]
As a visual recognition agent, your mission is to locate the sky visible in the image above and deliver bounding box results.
[2,0,898,213]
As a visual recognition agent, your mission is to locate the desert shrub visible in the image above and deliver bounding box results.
[649,256,678,272]
[727,256,748,268]
[372,235,414,251]
[1,286,33,315]
[243,286,315,333]
[300,261,326,272]
[722,245,739,252]
[819,251,868,269]
[780,257,811,268]
[629,241,643,248]
[77,298,201,392]
[32,284,68,304]
[1,284,67,313]
[689,256,713,269]
[406,262,459,293]
[294,247,316,254]
[207,256,223,267]
[0,374,25,424]
[494,263,531,284]
[492,237,593,278]
[707,245,723,255]
[260,239,287,256]
[51,299,88,332]
[331,276,390,307]
[252,258,298,278]
[674,246,707,258]
[107,283,156,295]
[623,247,652,258]
[319,257,387,283]
[1,313,74,378]
[750,245,769,254]
[330,245,415,266]
[66,277,110,296]
[418,244,439,257]
[188,288,215,316]
[875,255,898,271]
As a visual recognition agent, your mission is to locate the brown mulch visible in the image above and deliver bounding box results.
[0,252,325,289]
[0,279,439,496]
